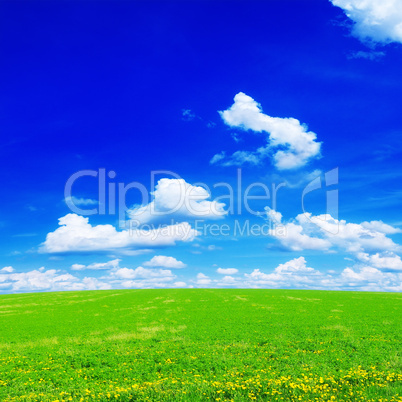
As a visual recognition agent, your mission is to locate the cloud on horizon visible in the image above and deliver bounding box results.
[143,255,187,269]
[266,208,401,258]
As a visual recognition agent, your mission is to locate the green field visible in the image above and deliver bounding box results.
[0,289,401,402]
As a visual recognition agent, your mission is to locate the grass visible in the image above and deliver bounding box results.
[0,289,401,401]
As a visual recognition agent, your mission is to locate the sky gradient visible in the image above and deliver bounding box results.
[1,0,402,293]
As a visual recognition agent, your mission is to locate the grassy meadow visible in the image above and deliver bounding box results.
[0,289,401,401]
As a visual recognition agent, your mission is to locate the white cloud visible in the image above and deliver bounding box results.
[195,273,212,286]
[71,264,86,271]
[143,255,187,269]
[342,266,383,282]
[331,0,402,45]
[0,268,111,292]
[244,257,322,289]
[266,208,400,255]
[128,178,227,224]
[212,93,321,170]
[356,252,402,271]
[220,275,236,284]
[41,214,198,254]
[71,259,121,271]
[216,268,238,275]
[210,152,226,165]
[339,266,402,292]
[241,256,402,292]
[80,277,112,290]
[361,220,401,234]
[207,245,222,251]
[0,266,14,273]
[113,266,174,280]
[65,196,98,206]
[173,281,187,287]
[111,266,177,289]
[2,257,401,293]
[275,257,316,274]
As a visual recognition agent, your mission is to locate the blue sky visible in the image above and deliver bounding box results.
[1,0,402,293]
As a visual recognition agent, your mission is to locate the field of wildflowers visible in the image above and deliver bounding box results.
[0,289,401,401]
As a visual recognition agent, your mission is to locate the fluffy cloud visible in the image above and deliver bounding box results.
[275,257,316,274]
[241,256,402,292]
[211,93,321,170]
[118,279,186,289]
[71,259,121,271]
[360,220,401,234]
[331,0,402,45]
[195,273,212,286]
[244,257,323,289]
[0,268,111,292]
[0,266,14,273]
[356,252,402,271]
[113,266,174,280]
[110,266,179,289]
[143,255,187,269]
[2,256,401,293]
[339,266,402,292]
[128,178,226,225]
[41,214,198,253]
[0,261,187,293]
[266,208,401,254]
[81,260,183,290]
[216,268,239,275]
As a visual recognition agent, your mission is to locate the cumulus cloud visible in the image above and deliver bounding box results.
[128,178,227,225]
[195,273,212,286]
[360,220,401,234]
[143,255,187,269]
[110,266,178,289]
[330,0,402,45]
[0,261,186,293]
[339,266,402,292]
[241,256,402,292]
[0,266,14,273]
[212,93,321,170]
[173,281,187,287]
[41,214,198,254]
[262,208,402,289]
[182,254,402,291]
[113,266,174,280]
[71,259,121,271]
[266,207,400,254]
[244,257,322,288]
[80,277,112,290]
[0,268,111,292]
[356,252,402,271]
[216,268,238,275]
